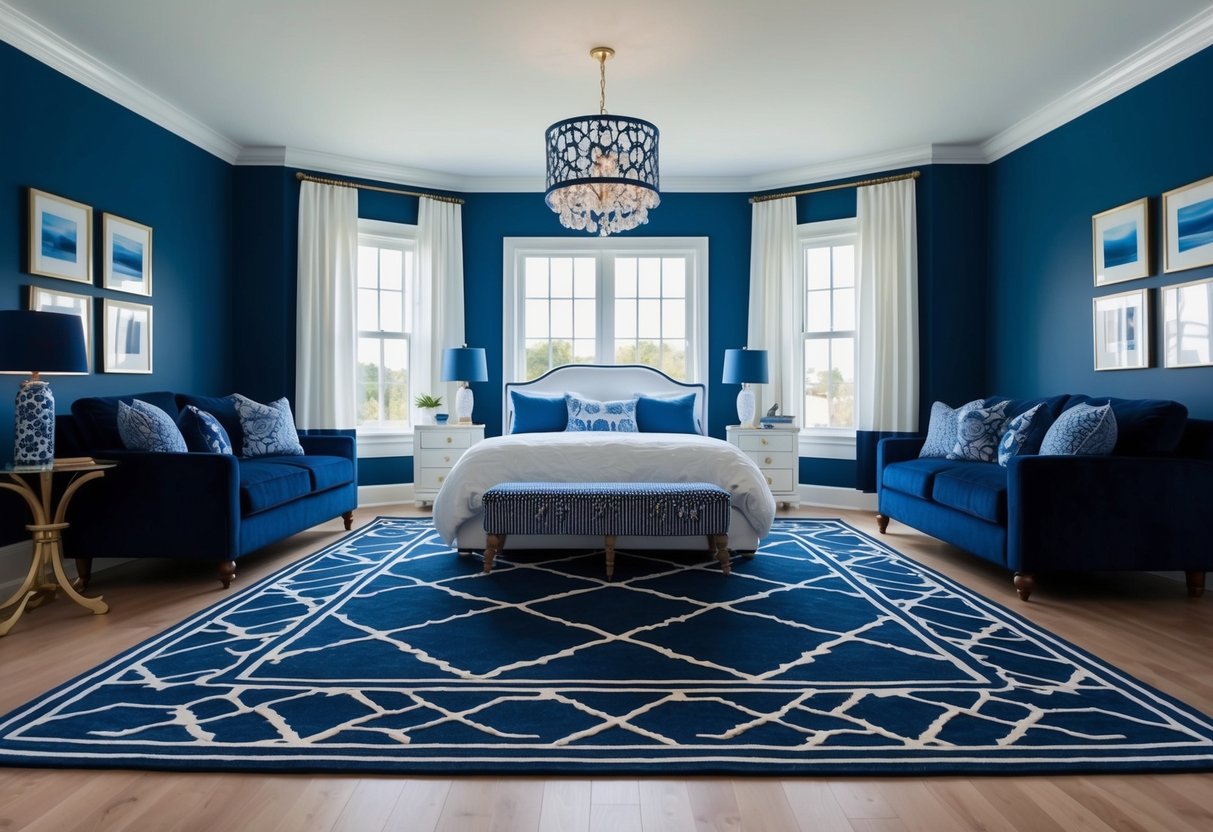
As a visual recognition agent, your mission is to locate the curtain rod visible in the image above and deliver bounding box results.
[294,171,465,205]
[749,170,920,204]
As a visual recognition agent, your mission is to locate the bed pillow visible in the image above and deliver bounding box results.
[177,405,234,454]
[509,389,569,433]
[635,393,698,434]
[565,394,638,432]
[117,399,188,453]
[947,399,1010,462]
[997,402,1045,467]
[919,399,981,458]
[230,394,305,457]
[1040,402,1118,456]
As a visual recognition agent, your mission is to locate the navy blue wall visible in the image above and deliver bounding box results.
[989,45,1213,417]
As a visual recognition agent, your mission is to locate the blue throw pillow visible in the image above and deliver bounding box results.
[565,394,638,432]
[117,399,188,453]
[635,393,698,434]
[177,405,233,454]
[1040,402,1118,456]
[230,394,305,457]
[919,399,981,458]
[947,400,1010,462]
[997,402,1046,467]
[509,390,568,433]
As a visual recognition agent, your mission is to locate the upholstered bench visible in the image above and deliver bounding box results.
[480,482,732,578]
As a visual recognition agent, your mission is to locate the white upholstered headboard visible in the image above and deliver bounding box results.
[503,364,707,435]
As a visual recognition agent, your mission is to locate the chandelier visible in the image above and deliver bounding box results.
[544,46,660,236]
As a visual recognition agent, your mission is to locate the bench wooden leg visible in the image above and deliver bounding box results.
[483,534,505,575]
[605,535,617,580]
[710,534,731,575]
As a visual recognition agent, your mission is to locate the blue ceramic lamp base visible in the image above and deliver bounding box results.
[14,378,56,466]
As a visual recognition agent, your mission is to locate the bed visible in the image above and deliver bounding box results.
[432,364,776,553]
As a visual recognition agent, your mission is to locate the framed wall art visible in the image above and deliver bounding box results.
[26,285,93,373]
[103,298,153,374]
[1092,197,1149,286]
[1093,289,1149,371]
[1162,277,1213,368]
[1163,173,1213,273]
[102,213,153,296]
[28,189,92,284]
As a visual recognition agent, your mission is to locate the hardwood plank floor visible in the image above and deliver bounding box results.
[0,503,1210,831]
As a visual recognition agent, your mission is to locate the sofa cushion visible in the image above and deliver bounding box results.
[932,463,1007,525]
[948,400,1010,462]
[986,393,1071,423]
[997,403,1047,466]
[231,395,305,457]
[882,457,964,499]
[919,399,981,458]
[1066,396,1187,456]
[72,391,178,450]
[117,399,188,453]
[1041,402,1118,456]
[177,405,233,454]
[176,394,243,450]
[260,454,354,492]
[239,460,312,514]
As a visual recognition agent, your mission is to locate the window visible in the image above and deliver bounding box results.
[504,238,708,383]
[356,220,417,438]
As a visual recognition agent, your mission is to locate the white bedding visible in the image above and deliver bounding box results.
[433,432,776,546]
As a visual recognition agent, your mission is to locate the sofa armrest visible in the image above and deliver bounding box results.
[1007,454,1213,573]
[300,434,356,461]
[877,437,926,470]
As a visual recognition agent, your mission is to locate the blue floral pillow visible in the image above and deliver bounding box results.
[117,399,188,453]
[1040,403,1118,456]
[947,399,1010,462]
[919,399,981,458]
[997,403,1045,467]
[565,394,638,432]
[177,405,234,454]
[230,394,304,457]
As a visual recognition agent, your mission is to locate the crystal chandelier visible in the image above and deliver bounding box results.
[545,47,660,236]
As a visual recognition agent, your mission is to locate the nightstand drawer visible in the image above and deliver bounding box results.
[417,467,452,491]
[418,447,467,469]
[746,450,795,470]
[419,429,475,449]
[759,468,796,493]
[736,432,796,453]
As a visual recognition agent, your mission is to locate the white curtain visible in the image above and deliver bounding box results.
[856,178,919,432]
[295,180,358,430]
[747,197,797,418]
[416,197,466,415]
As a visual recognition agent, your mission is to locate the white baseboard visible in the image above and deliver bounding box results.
[358,482,416,507]
[797,484,878,512]
[0,540,132,599]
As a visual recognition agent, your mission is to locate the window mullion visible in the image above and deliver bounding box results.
[599,252,613,364]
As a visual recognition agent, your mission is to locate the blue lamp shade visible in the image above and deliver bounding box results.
[441,346,488,424]
[0,310,89,466]
[722,348,769,385]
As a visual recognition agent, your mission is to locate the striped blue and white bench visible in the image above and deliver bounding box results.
[481,482,732,578]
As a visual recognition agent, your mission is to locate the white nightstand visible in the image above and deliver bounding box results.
[727,426,800,508]
[414,423,484,507]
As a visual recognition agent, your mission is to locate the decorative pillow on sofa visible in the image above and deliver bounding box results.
[947,399,1010,462]
[919,399,982,458]
[117,399,188,453]
[565,394,638,432]
[997,403,1046,466]
[177,405,233,454]
[509,389,568,433]
[230,394,304,457]
[635,393,698,434]
[1040,402,1118,456]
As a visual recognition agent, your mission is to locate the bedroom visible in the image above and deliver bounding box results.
[2,0,1213,828]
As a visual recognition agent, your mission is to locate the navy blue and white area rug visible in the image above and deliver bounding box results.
[2,517,1212,775]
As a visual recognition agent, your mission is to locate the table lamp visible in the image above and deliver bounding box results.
[722,347,769,429]
[0,310,89,466]
[441,345,488,424]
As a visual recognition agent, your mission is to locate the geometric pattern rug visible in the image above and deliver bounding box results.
[1,517,1211,775]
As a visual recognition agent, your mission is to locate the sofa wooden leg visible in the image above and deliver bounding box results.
[1186,570,1206,598]
[74,558,93,591]
[341,510,353,531]
[218,561,237,589]
[876,513,890,534]
[1013,572,1035,602]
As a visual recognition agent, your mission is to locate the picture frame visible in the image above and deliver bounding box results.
[28,189,92,284]
[1162,277,1213,368]
[1163,173,1213,273]
[26,285,94,373]
[102,213,153,296]
[1092,197,1150,286]
[102,298,153,374]
[1093,288,1149,371]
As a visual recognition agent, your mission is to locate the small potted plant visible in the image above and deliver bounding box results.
[414,393,444,424]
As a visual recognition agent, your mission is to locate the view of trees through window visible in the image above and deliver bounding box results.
[357,239,414,427]
[802,242,856,429]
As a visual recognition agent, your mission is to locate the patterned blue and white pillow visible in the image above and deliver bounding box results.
[565,394,638,432]
[947,399,1010,462]
[997,403,1044,467]
[117,399,188,453]
[230,394,304,457]
[177,405,234,455]
[1040,403,1118,456]
[919,399,981,458]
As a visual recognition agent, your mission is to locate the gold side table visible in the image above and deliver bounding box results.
[0,460,113,636]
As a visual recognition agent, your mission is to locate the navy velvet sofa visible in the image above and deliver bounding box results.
[875,395,1213,601]
[58,391,357,588]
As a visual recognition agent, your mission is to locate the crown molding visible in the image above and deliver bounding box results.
[983,5,1213,161]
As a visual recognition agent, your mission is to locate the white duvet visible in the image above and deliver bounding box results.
[433,432,776,544]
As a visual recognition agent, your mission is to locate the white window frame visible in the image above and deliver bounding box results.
[502,237,709,384]
[356,219,421,459]
[795,218,858,461]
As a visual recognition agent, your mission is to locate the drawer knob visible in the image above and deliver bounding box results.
[443,455,450,463]
[446,436,453,444]
[766,476,773,485]
[765,456,772,464]
[761,437,768,445]
[437,475,445,483]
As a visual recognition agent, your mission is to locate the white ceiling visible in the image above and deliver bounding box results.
[4,0,1213,191]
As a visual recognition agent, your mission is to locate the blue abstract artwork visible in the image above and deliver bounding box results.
[1102,220,1138,267]
[112,232,145,280]
[40,212,77,263]
[1177,196,1213,253]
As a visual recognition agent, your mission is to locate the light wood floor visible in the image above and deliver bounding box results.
[1,504,1211,832]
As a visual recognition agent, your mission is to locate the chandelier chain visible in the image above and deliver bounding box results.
[599,54,607,115]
